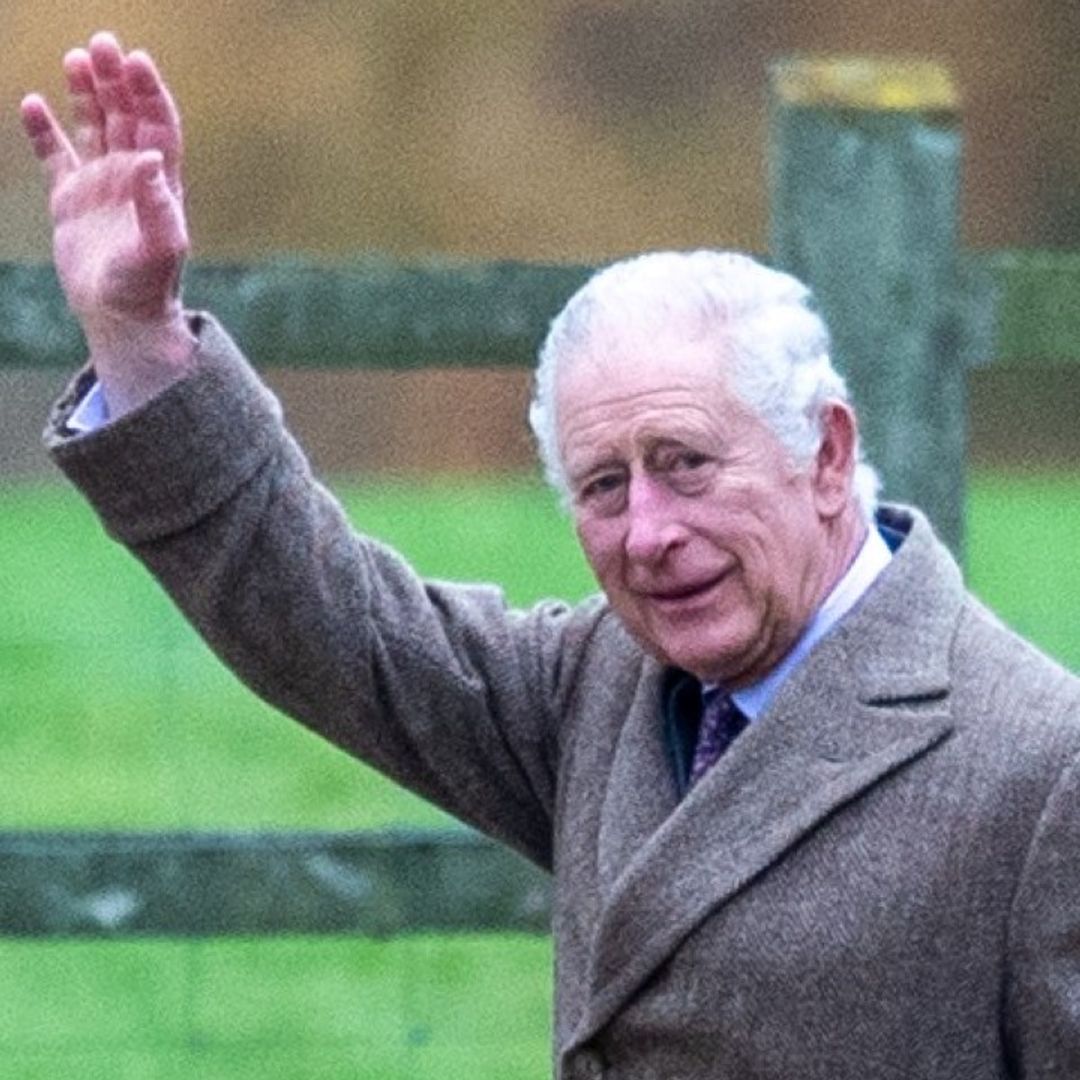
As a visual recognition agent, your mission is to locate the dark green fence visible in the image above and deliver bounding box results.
[0,830,549,938]
[2,249,1074,372]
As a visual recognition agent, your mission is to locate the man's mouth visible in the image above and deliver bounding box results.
[645,571,729,605]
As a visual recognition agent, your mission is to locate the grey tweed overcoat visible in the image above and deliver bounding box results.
[47,316,1080,1079]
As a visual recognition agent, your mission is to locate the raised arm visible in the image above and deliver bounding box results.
[24,33,569,870]
[21,31,195,417]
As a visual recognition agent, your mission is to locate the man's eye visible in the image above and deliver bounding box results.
[662,451,715,494]
[670,451,709,471]
[578,473,626,511]
[583,474,623,497]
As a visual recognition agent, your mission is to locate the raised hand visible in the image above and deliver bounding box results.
[21,32,196,415]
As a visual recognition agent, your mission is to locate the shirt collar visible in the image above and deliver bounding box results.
[65,380,110,434]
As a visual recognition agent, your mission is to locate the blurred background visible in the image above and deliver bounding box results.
[5,0,1080,262]
[2,0,1080,476]
[1,2,1078,1077]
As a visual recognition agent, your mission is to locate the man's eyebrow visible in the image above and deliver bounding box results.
[646,435,695,450]
[643,431,716,456]
[566,455,625,485]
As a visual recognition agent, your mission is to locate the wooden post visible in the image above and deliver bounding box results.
[769,58,968,555]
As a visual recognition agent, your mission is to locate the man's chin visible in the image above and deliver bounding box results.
[643,631,755,684]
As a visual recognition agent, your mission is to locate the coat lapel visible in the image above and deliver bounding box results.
[565,507,965,1056]
[594,661,680,893]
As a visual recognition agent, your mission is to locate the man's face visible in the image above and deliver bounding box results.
[557,331,841,686]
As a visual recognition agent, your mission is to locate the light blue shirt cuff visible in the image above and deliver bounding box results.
[65,380,110,434]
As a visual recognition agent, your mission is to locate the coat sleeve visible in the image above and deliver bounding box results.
[1004,737,1080,1077]
[45,313,587,870]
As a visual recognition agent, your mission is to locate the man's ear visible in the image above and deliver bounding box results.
[812,401,858,518]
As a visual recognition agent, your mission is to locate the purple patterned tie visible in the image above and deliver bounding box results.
[689,690,748,787]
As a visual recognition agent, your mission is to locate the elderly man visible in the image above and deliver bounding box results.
[23,32,1080,1080]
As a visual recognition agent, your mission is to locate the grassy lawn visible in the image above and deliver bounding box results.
[0,934,552,1079]
[0,475,596,830]
[2,474,581,1079]
[0,468,1077,1077]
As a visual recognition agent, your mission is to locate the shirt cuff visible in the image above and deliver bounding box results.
[65,380,111,434]
[47,313,286,547]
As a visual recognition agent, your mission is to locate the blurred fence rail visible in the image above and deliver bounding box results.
[0,829,550,938]
[0,259,593,372]
[2,251,1078,373]
[980,250,1080,366]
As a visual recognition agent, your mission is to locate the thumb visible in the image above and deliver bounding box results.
[132,150,189,258]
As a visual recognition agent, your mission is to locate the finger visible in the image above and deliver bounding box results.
[126,50,184,200]
[63,47,106,159]
[20,93,79,194]
[89,31,136,151]
[132,151,189,260]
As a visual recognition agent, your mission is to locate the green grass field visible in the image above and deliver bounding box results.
[1,469,1078,1077]
[1,475,597,830]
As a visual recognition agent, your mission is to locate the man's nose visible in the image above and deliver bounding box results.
[624,473,685,564]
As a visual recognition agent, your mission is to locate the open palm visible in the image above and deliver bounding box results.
[22,32,189,336]
[22,32,195,414]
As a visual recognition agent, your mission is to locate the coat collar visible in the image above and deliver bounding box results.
[564,505,962,1058]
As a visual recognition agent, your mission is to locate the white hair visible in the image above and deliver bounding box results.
[528,250,880,521]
